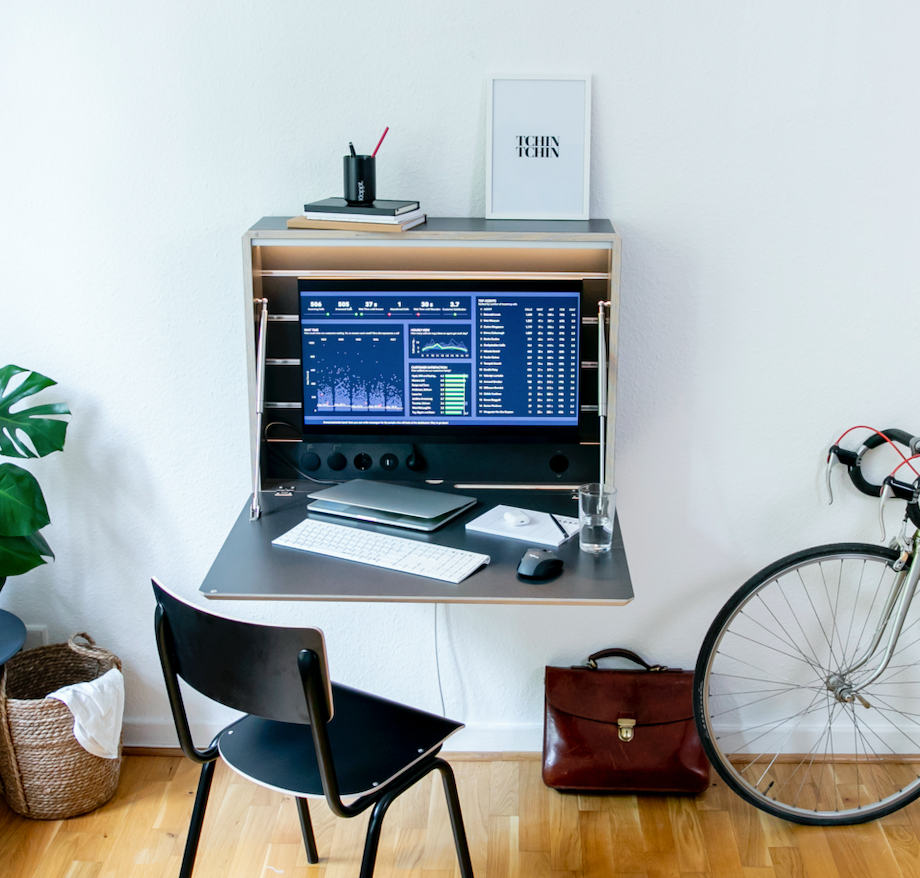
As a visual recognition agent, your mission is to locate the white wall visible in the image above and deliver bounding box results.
[1,2,917,750]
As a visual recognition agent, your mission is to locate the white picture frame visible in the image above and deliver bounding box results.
[486,75,591,220]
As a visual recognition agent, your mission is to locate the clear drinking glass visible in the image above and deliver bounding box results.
[578,483,616,554]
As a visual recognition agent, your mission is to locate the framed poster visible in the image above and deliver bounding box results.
[486,75,591,220]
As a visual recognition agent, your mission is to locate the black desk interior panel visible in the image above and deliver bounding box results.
[201,490,633,605]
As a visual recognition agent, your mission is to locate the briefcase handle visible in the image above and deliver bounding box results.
[585,647,671,672]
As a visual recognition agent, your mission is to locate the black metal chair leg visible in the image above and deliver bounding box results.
[295,797,320,864]
[435,758,475,878]
[179,759,216,878]
[358,790,399,878]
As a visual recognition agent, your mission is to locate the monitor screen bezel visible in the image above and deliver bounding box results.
[296,278,585,443]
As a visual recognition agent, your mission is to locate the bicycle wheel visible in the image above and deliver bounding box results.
[695,542,920,824]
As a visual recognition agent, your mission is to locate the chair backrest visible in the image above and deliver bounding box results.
[152,578,333,724]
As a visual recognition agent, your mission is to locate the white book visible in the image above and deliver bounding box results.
[302,208,425,224]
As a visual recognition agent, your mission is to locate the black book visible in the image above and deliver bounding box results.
[303,197,420,216]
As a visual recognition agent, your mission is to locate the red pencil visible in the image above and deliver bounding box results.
[372,127,390,157]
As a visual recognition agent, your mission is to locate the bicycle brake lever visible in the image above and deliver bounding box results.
[879,482,894,541]
[825,445,860,504]
[825,452,838,505]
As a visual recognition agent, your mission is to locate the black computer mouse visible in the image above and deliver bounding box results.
[517,547,563,579]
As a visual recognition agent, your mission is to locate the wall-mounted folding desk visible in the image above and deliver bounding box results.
[201,490,632,605]
[199,218,633,606]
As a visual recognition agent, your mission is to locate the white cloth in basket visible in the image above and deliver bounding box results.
[46,667,125,759]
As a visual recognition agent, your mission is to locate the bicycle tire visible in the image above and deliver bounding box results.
[695,542,920,825]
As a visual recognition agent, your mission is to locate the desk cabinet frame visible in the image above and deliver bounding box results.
[242,218,621,494]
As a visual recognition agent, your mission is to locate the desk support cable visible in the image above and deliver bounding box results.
[598,300,611,487]
[251,297,269,521]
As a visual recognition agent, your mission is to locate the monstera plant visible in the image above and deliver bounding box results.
[0,365,70,593]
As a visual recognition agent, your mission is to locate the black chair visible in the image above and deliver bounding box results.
[152,579,474,878]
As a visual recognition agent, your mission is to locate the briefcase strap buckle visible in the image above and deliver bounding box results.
[617,717,636,742]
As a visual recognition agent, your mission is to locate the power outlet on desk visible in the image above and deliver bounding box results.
[268,442,592,484]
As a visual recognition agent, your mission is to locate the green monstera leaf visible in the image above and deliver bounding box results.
[0,364,71,459]
[0,532,53,578]
[0,365,68,590]
[0,463,50,536]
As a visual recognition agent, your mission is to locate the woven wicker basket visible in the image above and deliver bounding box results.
[0,633,122,820]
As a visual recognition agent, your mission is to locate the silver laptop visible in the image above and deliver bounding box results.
[307,480,477,532]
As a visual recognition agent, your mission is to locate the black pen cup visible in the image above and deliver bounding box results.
[343,155,376,205]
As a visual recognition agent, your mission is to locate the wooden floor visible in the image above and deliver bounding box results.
[5,754,920,878]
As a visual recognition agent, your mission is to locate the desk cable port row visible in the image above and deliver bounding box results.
[272,518,490,584]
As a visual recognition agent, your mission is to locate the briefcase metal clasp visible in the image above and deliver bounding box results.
[617,717,636,742]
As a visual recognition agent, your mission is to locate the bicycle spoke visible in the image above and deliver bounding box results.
[825,693,840,812]
[801,565,838,675]
[842,559,869,669]
[795,698,839,811]
[848,561,894,676]
[770,697,839,807]
[776,578,825,670]
[730,696,830,756]
[890,611,920,647]
[828,560,845,676]
[847,706,920,808]
[713,652,824,691]
[882,629,920,667]
[709,686,815,719]
[852,703,860,810]
[860,695,920,738]
[746,688,827,784]
[710,671,823,690]
[863,682,920,689]
[851,708,913,757]
[724,628,826,670]
[854,636,920,685]
[784,695,837,811]
[752,594,826,674]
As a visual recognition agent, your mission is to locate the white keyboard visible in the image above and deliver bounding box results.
[272,518,490,584]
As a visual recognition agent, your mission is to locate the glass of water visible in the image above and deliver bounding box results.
[578,483,616,554]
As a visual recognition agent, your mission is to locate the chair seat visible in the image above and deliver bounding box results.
[218,682,463,797]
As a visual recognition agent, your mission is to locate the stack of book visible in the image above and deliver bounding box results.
[287,198,425,233]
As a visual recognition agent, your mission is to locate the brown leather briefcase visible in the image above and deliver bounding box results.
[542,647,710,793]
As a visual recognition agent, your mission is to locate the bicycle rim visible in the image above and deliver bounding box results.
[695,543,920,824]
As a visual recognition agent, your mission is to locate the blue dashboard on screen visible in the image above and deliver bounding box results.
[298,279,581,432]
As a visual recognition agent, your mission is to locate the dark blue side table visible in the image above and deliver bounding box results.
[0,609,27,667]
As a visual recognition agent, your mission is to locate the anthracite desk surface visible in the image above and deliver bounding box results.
[201,489,633,606]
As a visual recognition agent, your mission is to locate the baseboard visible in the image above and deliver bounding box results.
[123,745,540,761]
[123,720,217,750]
[125,746,185,757]
[445,723,543,753]
[124,720,543,755]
